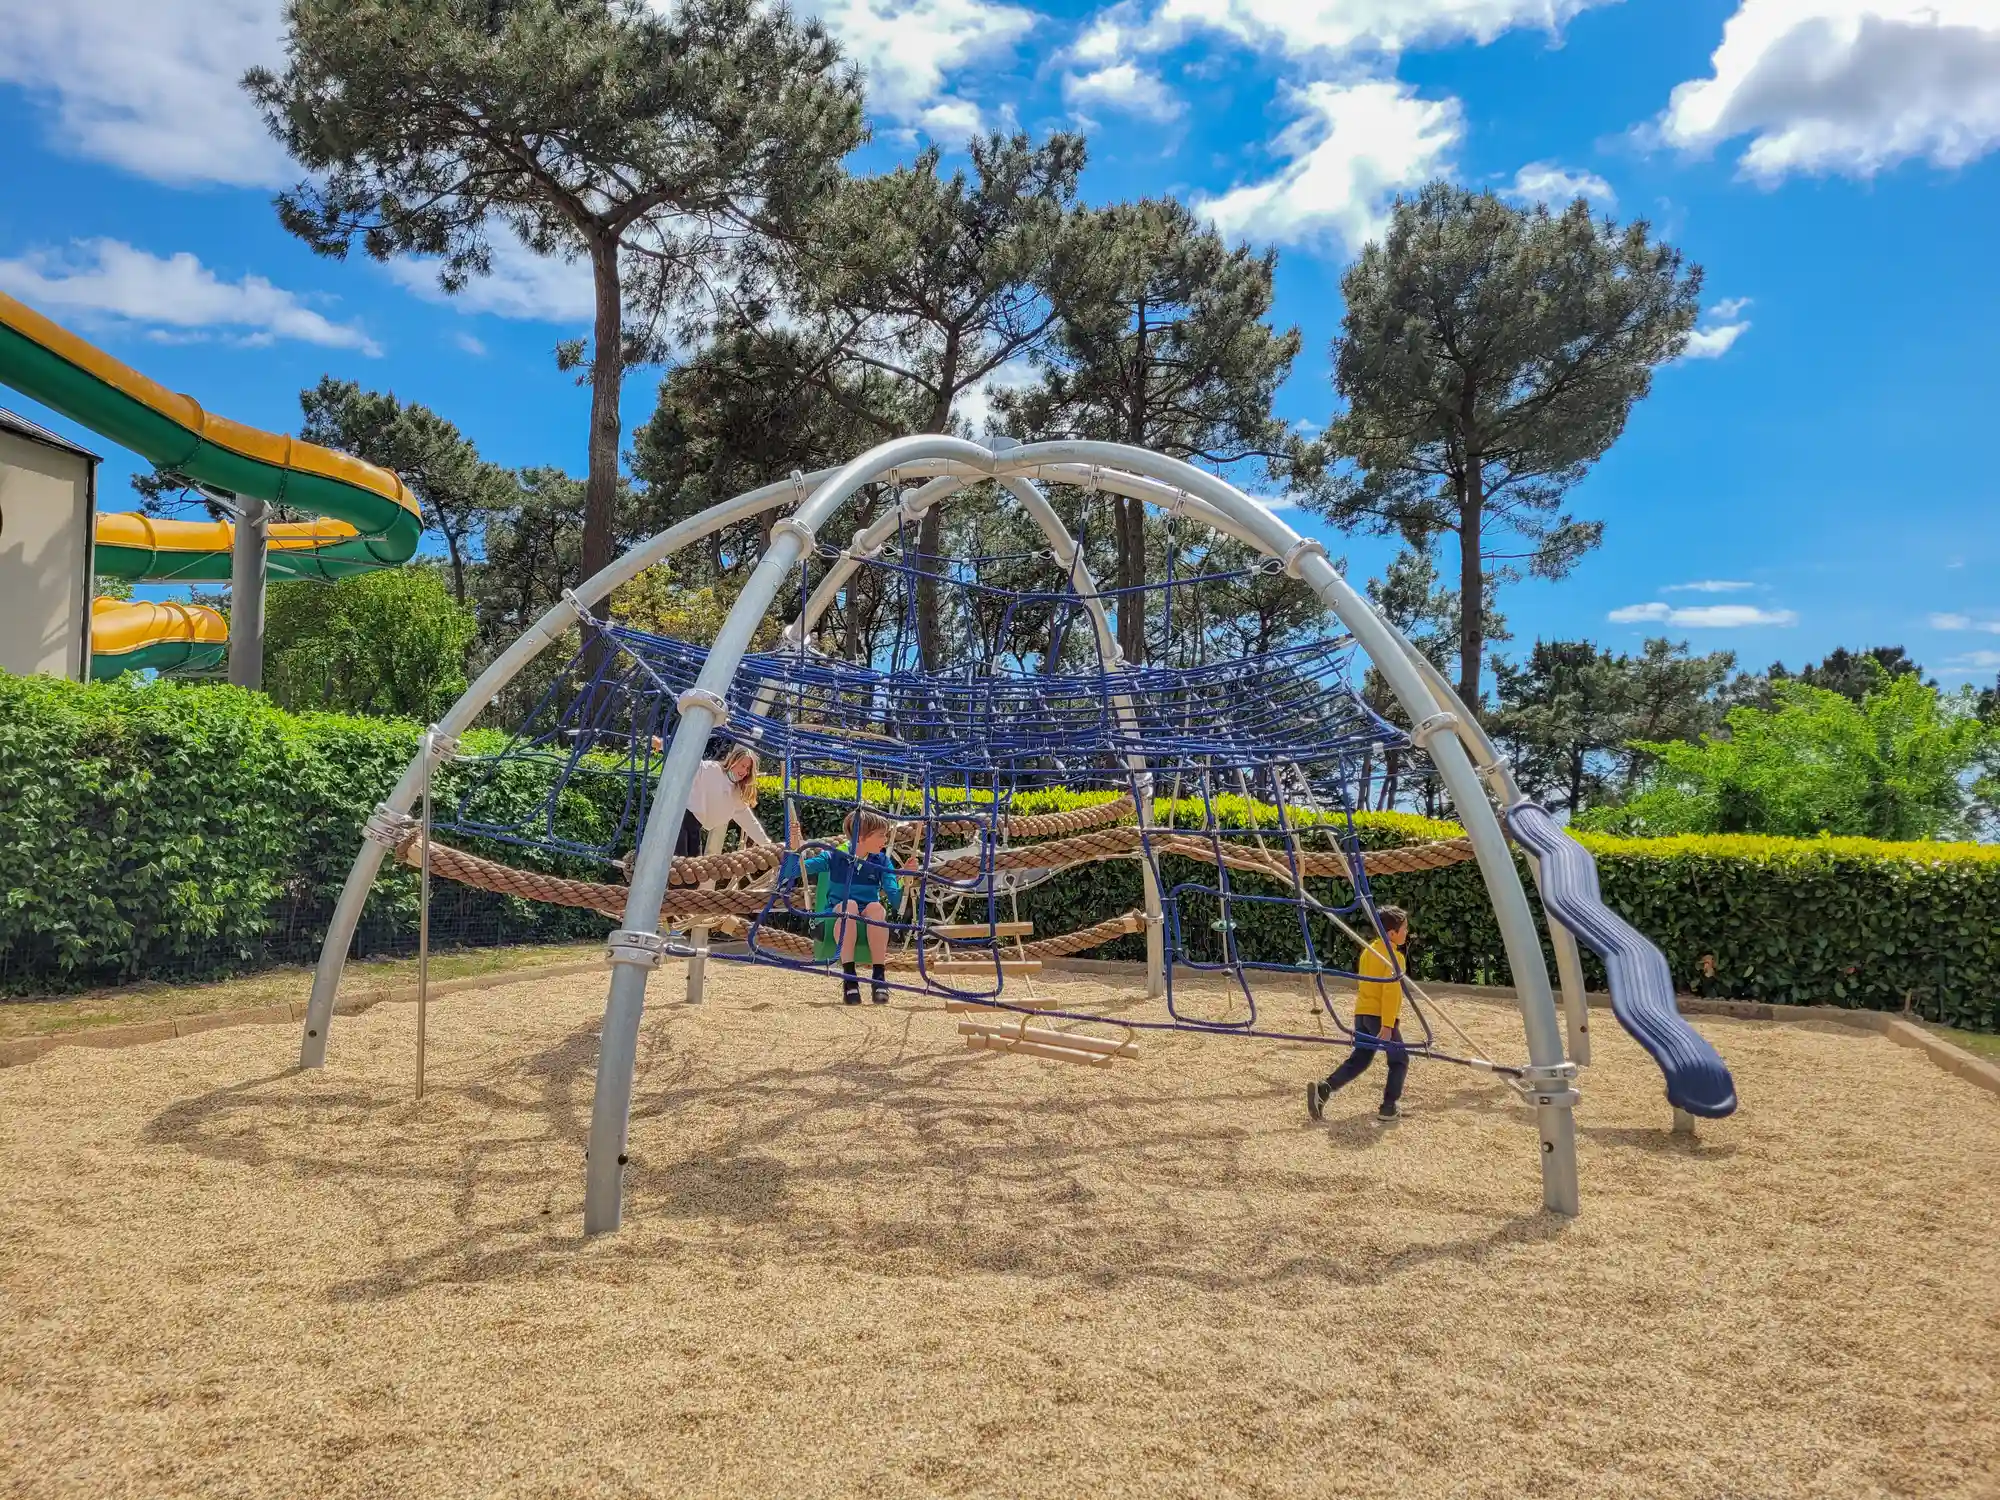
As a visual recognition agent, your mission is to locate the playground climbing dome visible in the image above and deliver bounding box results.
[298,436,1737,1236]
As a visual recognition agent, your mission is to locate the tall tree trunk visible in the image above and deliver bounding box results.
[1568,751,1584,816]
[913,342,958,673]
[581,235,623,597]
[443,526,467,604]
[1456,464,1484,707]
[1116,495,1146,665]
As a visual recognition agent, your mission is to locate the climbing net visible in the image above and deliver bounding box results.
[408,498,1517,1076]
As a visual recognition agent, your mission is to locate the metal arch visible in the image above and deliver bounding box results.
[298,433,1580,1234]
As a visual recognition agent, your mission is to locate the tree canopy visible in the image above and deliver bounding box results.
[998,197,1299,662]
[1306,183,1701,704]
[1583,675,1997,841]
[263,565,477,721]
[247,0,863,591]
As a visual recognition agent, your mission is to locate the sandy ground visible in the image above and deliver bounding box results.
[1,964,1996,1500]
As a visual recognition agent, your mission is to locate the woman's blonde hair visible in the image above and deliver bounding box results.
[719,745,758,778]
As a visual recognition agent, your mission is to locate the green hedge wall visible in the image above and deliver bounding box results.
[0,674,611,993]
[4,674,1995,1031]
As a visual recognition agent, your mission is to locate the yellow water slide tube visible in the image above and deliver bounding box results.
[0,290,421,677]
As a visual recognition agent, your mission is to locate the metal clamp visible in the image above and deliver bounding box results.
[1513,1060,1581,1109]
[605,930,670,969]
[769,515,814,551]
[1163,487,1193,519]
[789,468,808,502]
[676,687,731,726]
[363,804,418,849]
[899,486,929,522]
[532,588,593,643]
[1410,711,1461,748]
[1282,536,1329,579]
[847,530,884,563]
[424,729,459,764]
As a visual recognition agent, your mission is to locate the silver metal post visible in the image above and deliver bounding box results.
[227,492,268,690]
[416,728,433,1101]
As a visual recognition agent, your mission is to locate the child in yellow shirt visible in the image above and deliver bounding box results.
[1307,906,1411,1122]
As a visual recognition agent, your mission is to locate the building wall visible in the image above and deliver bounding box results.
[0,428,94,681]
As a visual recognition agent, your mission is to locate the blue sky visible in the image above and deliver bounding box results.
[2,0,1997,689]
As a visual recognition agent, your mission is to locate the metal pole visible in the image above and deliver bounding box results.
[416,728,433,1100]
[684,823,727,1005]
[227,492,268,690]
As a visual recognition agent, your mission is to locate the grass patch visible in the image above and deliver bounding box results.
[1934,1025,2000,1063]
[0,943,601,1042]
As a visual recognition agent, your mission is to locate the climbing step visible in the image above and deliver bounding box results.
[957,1019,1138,1059]
[961,1031,1128,1067]
[931,921,1035,939]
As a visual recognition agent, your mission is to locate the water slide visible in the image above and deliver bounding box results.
[1507,801,1739,1118]
[0,289,421,677]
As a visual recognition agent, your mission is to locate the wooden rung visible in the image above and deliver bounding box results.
[930,921,1035,939]
[962,1032,1119,1067]
[942,996,1058,1012]
[958,1020,1138,1059]
[926,959,1042,975]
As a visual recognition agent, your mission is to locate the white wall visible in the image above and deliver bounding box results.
[0,428,94,681]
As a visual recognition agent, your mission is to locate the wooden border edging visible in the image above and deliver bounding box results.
[1040,958,2000,1100]
[0,959,606,1069]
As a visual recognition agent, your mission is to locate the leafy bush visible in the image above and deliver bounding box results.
[0,673,604,993]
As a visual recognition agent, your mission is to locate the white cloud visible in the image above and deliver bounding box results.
[1941,649,2000,674]
[1657,1,2000,183]
[953,358,1042,435]
[1504,160,1616,208]
[1072,0,1609,62]
[804,0,1035,140]
[1664,579,1754,592]
[0,238,378,354]
[1930,611,2000,633]
[1064,62,1183,122]
[1681,296,1754,360]
[1195,81,1462,252]
[454,332,489,357]
[384,234,596,323]
[0,0,290,187]
[1609,601,1798,627]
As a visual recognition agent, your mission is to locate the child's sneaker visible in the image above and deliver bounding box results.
[1306,1082,1326,1121]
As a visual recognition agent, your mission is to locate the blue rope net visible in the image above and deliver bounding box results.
[435,525,1478,1062]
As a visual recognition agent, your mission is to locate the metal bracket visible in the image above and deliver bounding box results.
[1282,536,1329,579]
[769,515,814,551]
[899,486,929,522]
[605,930,670,969]
[676,687,731,726]
[789,468,807,503]
[532,588,593,643]
[424,729,459,764]
[1410,711,1461,748]
[1512,1060,1581,1109]
[363,803,418,849]
[847,530,884,563]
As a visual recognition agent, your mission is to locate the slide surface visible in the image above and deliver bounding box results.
[1507,800,1739,1119]
[0,289,421,676]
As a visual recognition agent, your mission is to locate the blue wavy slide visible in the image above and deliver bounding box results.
[1507,802,1738,1118]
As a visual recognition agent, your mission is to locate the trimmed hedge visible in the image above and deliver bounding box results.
[0,674,610,993]
[3,673,1995,1031]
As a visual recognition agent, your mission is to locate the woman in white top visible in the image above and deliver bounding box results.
[669,743,773,858]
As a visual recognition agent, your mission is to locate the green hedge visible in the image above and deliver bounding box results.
[776,780,2000,1032]
[0,674,611,993]
[4,674,1995,1031]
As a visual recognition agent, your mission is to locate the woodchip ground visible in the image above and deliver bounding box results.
[2,965,1996,1499]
